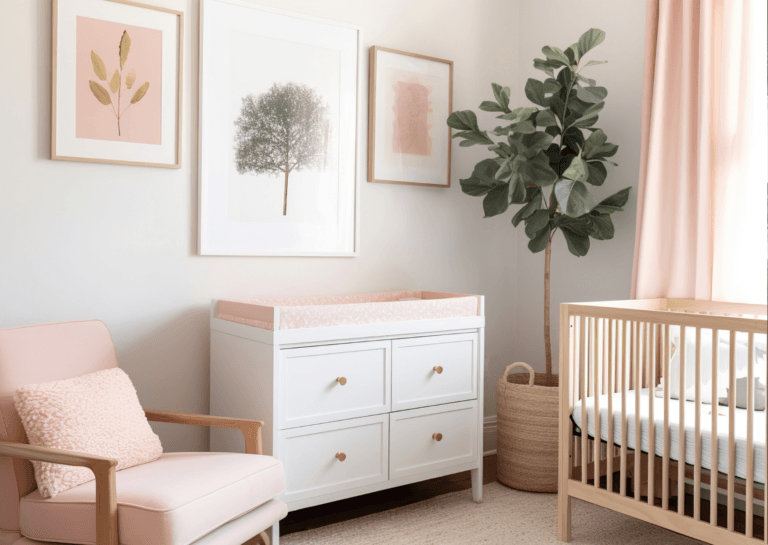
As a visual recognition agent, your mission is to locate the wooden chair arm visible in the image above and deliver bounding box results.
[0,442,118,545]
[144,410,264,455]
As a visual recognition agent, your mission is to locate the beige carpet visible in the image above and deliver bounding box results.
[281,482,704,544]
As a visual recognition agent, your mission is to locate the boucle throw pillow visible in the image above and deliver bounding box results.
[14,368,162,498]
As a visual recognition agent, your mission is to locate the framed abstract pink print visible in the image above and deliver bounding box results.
[51,0,183,168]
[368,47,453,187]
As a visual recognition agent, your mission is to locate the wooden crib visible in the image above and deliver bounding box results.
[558,299,767,544]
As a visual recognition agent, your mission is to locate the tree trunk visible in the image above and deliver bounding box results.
[544,234,552,377]
[282,169,289,216]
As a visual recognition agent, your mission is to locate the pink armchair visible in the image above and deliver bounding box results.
[0,320,286,545]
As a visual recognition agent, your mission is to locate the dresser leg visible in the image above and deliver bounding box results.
[471,467,483,503]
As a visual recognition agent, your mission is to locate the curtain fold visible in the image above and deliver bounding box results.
[631,0,767,305]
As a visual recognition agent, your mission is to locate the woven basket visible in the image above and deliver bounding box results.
[496,362,560,493]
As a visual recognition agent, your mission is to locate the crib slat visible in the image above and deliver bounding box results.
[634,321,641,501]
[593,318,601,489]
[663,324,671,510]
[647,323,656,505]
[607,319,614,493]
[678,326,686,515]
[727,330,736,531]
[620,320,628,497]
[694,327,702,521]
[581,316,588,484]
[746,332,754,538]
[710,329,719,527]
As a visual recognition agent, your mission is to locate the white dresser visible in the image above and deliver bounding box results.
[209,296,485,541]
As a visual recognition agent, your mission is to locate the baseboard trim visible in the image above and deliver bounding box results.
[483,415,497,455]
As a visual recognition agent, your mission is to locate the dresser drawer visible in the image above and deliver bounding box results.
[389,400,478,479]
[391,333,478,411]
[279,414,389,503]
[278,341,391,429]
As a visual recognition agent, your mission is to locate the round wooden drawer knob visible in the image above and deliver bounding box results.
[432,433,443,442]
[336,377,347,386]
[433,366,443,374]
[336,452,347,461]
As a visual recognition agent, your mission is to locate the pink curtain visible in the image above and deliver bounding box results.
[631,0,767,304]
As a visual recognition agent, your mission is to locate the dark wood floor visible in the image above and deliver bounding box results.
[281,455,498,536]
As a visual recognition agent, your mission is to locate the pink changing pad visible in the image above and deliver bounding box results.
[216,291,482,331]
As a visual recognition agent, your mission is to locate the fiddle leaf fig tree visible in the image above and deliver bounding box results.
[448,28,631,377]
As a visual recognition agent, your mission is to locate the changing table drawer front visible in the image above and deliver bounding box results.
[279,414,389,503]
[279,340,391,429]
[391,333,478,411]
[389,401,478,480]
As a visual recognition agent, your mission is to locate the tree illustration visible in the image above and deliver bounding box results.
[88,31,149,136]
[234,82,330,216]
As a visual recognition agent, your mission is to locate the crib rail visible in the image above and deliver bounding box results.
[558,298,768,544]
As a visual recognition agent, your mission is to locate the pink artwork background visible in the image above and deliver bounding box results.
[75,16,162,144]
[391,79,432,156]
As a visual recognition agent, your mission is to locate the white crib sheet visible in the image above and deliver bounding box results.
[572,388,766,484]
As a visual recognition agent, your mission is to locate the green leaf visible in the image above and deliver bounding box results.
[509,171,528,203]
[543,78,562,95]
[555,179,597,217]
[90,51,107,81]
[572,101,604,128]
[492,125,513,136]
[499,106,537,123]
[511,187,542,227]
[522,131,554,157]
[584,60,607,68]
[88,80,111,105]
[577,28,606,58]
[542,45,571,67]
[525,79,547,107]
[519,151,558,186]
[455,130,495,147]
[535,109,558,128]
[566,44,580,65]
[561,228,590,256]
[575,85,608,103]
[510,120,537,134]
[483,184,510,217]
[589,214,615,240]
[593,187,631,214]
[586,161,607,186]
[459,159,499,196]
[492,83,511,112]
[591,143,619,159]
[562,156,588,182]
[447,110,480,131]
[575,73,597,87]
[524,209,550,239]
[562,127,585,154]
[528,224,551,253]
[533,58,564,75]
[582,129,607,158]
[495,155,514,179]
[555,214,593,237]
[479,101,504,112]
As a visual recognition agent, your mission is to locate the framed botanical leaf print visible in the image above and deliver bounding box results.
[51,0,183,168]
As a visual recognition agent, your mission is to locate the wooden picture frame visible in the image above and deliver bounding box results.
[51,0,184,168]
[368,46,453,188]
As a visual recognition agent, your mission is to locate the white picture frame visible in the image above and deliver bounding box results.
[51,0,183,168]
[198,0,362,257]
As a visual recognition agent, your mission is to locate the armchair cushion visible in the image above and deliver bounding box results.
[19,452,284,545]
[14,368,162,498]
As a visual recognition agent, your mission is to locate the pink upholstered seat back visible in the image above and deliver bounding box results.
[0,320,119,535]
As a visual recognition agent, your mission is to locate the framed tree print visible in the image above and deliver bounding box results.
[368,46,453,187]
[51,0,183,168]
[198,0,361,256]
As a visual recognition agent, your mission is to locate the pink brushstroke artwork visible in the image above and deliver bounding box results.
[391,80,432,156]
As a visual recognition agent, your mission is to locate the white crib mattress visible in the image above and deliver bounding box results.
[572,388,766,484]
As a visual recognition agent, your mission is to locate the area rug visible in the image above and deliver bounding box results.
[281,482,704,544]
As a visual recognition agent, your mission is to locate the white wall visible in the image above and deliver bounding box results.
[0,0,520,451]
[511,0,647,375]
